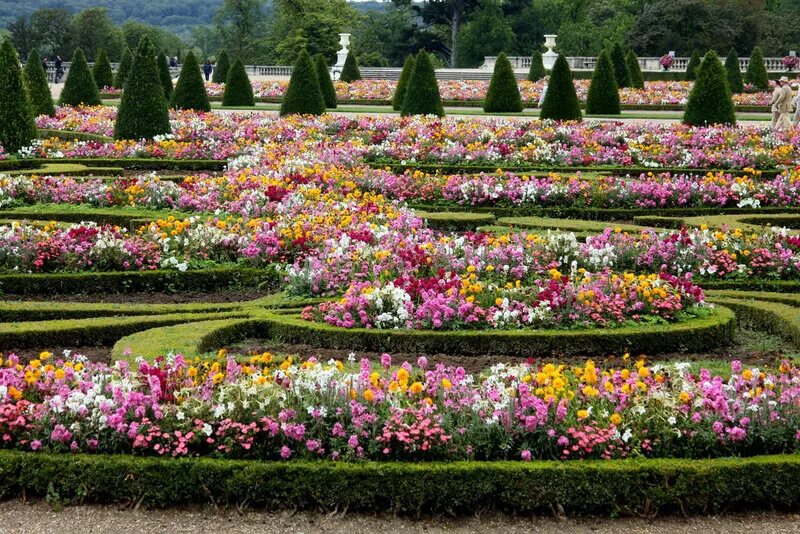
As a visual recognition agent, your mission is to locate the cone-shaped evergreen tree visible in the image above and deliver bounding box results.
[683,50,736,126]
[23,48,55,117]
[59,48,102,106]
[610,43,630,88]
[314,54,337,109]
[113,48,132,89]
[625,50,644,89]
[484,52,522,112]
[586,49,620,115]
[539,55,582,121]
[724,49,743,94]
[0,40,37,152]
[170,50,210,112]
[340,50,361,82]
[92,49,114,90]
[280,50,325,116]
[685,50,701,81]
[401,50,444,117]
[528,50,546,81]
[157,52,173,101]
[392,54,415,111]
[745,46,769,90]
[211,50,230,84]
[114,38,171,140]
[222,58,255,106]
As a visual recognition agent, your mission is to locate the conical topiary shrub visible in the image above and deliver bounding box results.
[92,49,113,90]
[23,48,55,117]
[683,50,735,126]
[401,50,444,117]
[113,48,132,89]
[528,50,546,82]
[340,50,361,83]
[314,54,337,109]
[222,58,255,106]
[0,39,37,152]
[280,50,325,116]
[484,52,522,113]
[114,38,171,140]
[392,54,415,111]
[539,54,582,121]
[625,50,644,90]
[157,52,173,101]
[170,50,210,112]
[745,46,769,90]
[211,50,230,84]
[724,49,743,94]
[685,50,701,81]
[60,48,102,106]
[611,43,630,88]
[586,49,620,115]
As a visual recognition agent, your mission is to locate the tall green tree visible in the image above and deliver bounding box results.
[340,51,361,83]
[113,48,133,89]
[401,50,444,117]
[59,48,102,107]
[114,38,171,140]
[528,51,546,82]
[610,43,630,88]
[314,54,337,109]
[71,7,121,60]
[30,8,73,58]
[724,48,744,94]
[0,39,37,153]
[170,51,211,112]
[625,50,644,90]
[215,0,265,61]
[92,49,114,89]
[23,48,55,117]
[393,54,415,111]
[222,57,255,106]
[212,50,230,84]
[455,0,514,67]
[157,52,173,101]
[586,49,620,115]
[484,52,522,113]
[280,49,325,116]
[685,50,701,81]
[745,46,769,90]
[683,50,736,126]
[267,0,359,64]
[539,54,582,121]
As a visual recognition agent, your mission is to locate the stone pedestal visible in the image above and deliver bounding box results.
[331,33,351,80]
[542,34,557,70]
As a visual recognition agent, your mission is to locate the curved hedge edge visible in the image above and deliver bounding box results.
[38,129,113,143]
[0,159,227,172]
[705,290,800,306]
[497,216,648,233]
[0,205,178,228]
[0,300,246,323]
[415,210,496,230]
[699,280,800,292]
[707,297,800,347]
[3,451,800,515]
[258,307,736,357]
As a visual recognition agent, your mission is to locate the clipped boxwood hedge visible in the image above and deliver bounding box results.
[38,129,112,142]
[0,158,227,172]
[708,297,800,346]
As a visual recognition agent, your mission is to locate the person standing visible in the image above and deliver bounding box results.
[538,75,550,108]
[780,77,794,128]
[771,76,792,130]
[54,55,63,83]
[202,60,213,82]
[792,84,800,127]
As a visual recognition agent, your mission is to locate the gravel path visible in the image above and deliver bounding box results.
[0,502,798,534]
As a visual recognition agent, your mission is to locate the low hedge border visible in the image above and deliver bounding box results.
[0,158,227,172]
[0,205,178,228]
[0,300,248,323]
[497,216,649,233]
[707,297,800,347]
[373,163,784,177]
[698,280,800,292]
[38,129,113,143]
[705,289,800,306]
[416,210,496,230]
[2,451,800,515]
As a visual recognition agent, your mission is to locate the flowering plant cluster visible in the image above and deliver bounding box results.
[783,56,799,71]
[660,55,674,70]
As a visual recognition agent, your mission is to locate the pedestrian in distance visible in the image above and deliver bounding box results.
[202,60,213,82]
[54,55,63,83]
[770,76,793,130]
[538,75,550,108]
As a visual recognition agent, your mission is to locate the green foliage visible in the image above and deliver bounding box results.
[610,43,630,88]
[455,0,514,67]
[685,50,701,81]
[211,49,230,84]
[586,50,620,115]
[22,48,55,117]
[280,49,325,116]
[539,55,582,122]
[484,52,522,113]
[416,211,496,231]
[220,57,254,107]
[724,48,744,94]
[170,51,211,112]
[157,52,173,100]
[625,50,644,89]
[401,50,444,117]
[314,54,337,109]
[113,38,171,140]
[527,51,546,82]
[745,46,769,90]
[92,49,114,89]
[339,50,361,83]
[683,50,736,126]
[392,54,415,111]
[0,40,37,153]
[113,48,132,89]
[59,48,102,106]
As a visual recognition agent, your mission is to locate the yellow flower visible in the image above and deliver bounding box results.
[54,369,65,380]
[212,372,225,384]
[363,389,375,402]
[741,369,754,381]
[610,413,622,425]
[39,351,52,360]
[409,382,424,394]
[577,409,589,420]
[441,378,452,390]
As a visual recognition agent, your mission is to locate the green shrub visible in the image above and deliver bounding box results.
[23,48,55,117]
[683,50,736,126]
[610,43,630,88]
[484,52,522,113]
[314,54,337,109]
[170,51,211,112]
[280,50,325,116]
[392,55,415,111]
[0,40,37,153]
[539,55,582,121]
[222,58,255,107]
[157,52,173,101]
[416,211,496,231]
[59,48,102,107]
[528,50,546,82]
[625,50,644,89]
[340,50,361,82]
[401,50,444,117]
[586,49,620,115]
[92,49,114,90]
[211,50,230,84]
[685,50,701,81]
[724,48,743,93]
[112,48,132,89]
[113,38,171,140]
[745,46,769,90]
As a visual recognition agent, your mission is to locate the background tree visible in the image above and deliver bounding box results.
[340,50,361,83]
[113,48,133,89]
[683,50,736,126]
[724,48,743,93]
[539,54,582,121]
[280,49,325,116]
[215,0,265,62]
[92,49,114,89]
[212,50,230,83]
[114,37,171,140]
[0,39,37,152]
[30,8,73,57]
[170,50,211,112]
[8,16,33,60]
[685,50,701,81]
[71,7,122,60]
[484,52,522,112]
[528,50,546,82]
[314,54,337,109]
[610,43,630,88]
[456,0,514,67]
[625,50,644,89]
[157,52,173,100]
[745,46,769,90]
[586,49,620,115]
[59,48,102,106]
[222,57,255,106]
[23,47,54,117]
[392,54,415,110]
